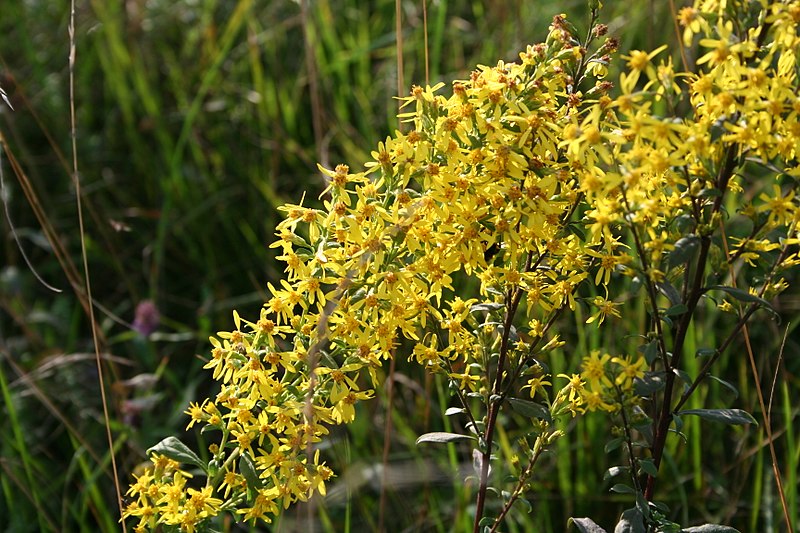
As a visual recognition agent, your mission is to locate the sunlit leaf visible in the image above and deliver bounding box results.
[603,465,629,481]
[416,432,474,445]
[147,436,206,472]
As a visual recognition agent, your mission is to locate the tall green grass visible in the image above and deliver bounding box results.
[0,0,797,531]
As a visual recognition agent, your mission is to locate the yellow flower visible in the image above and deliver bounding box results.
[581,351,613,390]
[526,374,552,399]
[612,355,647,390]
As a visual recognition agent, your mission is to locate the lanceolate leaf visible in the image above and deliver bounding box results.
[239,453,263,490]
[707,286,774,313]
[656,281,682,306]
[147,436,206,472]
[677,408,757,426]
[508,397,552,421]
[707,375,739,399]
[415,432,474,445]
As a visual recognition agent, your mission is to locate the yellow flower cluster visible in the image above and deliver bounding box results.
[124,1,800,530]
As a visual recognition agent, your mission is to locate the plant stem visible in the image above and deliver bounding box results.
[473,253,531,532]
[644,144,738,500]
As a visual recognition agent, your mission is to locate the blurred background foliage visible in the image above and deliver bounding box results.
[0,0,796,532]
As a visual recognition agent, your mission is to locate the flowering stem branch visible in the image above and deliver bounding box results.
[473,252,532,532]
[645,143,738,500]
[488,442,546,533]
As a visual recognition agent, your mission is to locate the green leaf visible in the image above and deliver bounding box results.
[479,516,495,527]
[239,453,263,490]
[147,436,206,472]
[695,348,717,358]
[707,375,739,399]
[639,340,659,366]
[514,496,532,513]
[445,407,465,416]
[681,525,741,532]
[610,483,635,494]
[634,371,665,396]
[707,286,774,313]
[637,458,658,477]
[567,223,587,241]
[604,438,623,453]
[664,304,688,317]
[668,235,700,268]
[656,281,682,306]
[698,187,723,198]
[671,414,685,436]
[677,408,757,426]
[569,517,608,533]
[470,302,505,313]
[508,397,552,422]
[416,432,474,445]
[614,507,646,533]
[603,465,629,481]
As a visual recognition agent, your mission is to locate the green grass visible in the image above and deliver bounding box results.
[1,0,798,531]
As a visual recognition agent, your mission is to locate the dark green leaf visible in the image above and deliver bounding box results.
[147,437,206,472]
[674,368,692,392]
[635,491,650,520]
[508,397,552,422]
[479,516,495,527]
[614,507,646,533]
[697,187,722,198]
[707,286,773,312]
[677,408,757,426]
[514,496,532,513]
[656,281,682,306]
[567,223,587,241]
[639,340,659,366]
[668,235,700,268]
[695,348,717,358]
[634,371,665,396]
[416,432,474,445]
[637,458,658,477]
[682,525,741,532]
[603,466,629,481]
[665,304,688,316]
[239,453,263,490]
[610,483,635,494]
[569,517,608,533]
[707,375,739,399]
[605,438,623,453]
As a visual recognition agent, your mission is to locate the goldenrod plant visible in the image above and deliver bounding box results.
[123,1,799,531]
